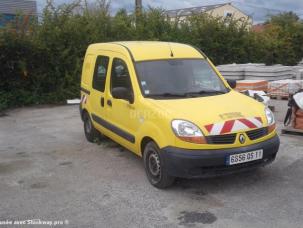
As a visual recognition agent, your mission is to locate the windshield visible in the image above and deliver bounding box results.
[136,59,229,98]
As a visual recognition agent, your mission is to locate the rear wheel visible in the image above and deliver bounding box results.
[143,141,175,189]
[83,112,99,143]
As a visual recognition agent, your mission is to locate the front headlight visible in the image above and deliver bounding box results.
[171,120,206,144]
[265,107,275,125]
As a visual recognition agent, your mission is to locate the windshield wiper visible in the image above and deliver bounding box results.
[146,92,187,98]
[185,90,226,96]
[146,90,226,98]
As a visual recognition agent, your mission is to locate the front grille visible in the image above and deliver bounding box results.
[206,133,236,144]
[246,127,268,140]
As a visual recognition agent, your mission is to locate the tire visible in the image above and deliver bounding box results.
[83,112,99,143]
[143,141,175,189]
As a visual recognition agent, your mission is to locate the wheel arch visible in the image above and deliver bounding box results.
[140,136,156,157]
[137,120,173,156]
[81,108,89,121]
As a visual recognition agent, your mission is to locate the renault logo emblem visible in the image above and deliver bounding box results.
[239,134,246,144]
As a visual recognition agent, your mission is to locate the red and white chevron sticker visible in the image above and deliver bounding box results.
[205,117,263,135]
[81,94,87,104]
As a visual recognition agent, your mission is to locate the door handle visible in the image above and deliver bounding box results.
[101,97,104,107]
[107,100,112,107]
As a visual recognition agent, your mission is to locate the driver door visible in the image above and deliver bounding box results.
[104,54,139,152]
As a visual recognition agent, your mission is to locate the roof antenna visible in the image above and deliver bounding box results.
[168,42,174,57]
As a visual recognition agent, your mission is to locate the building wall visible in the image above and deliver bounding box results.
[167,4,252,28]
[0,0,37,28]
[206,4,252,25]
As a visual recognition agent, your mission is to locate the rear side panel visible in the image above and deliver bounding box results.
[80,54,94,118]
[81,54,94,88]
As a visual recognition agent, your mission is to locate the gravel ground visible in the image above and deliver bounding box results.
[0,100,303,228]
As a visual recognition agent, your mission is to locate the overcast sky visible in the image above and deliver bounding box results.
[36,0,303,23]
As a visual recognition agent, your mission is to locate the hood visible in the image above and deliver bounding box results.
[147,91,266,135]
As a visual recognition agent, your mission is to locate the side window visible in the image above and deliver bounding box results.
[92,56,109,92]
[111,58,132,92]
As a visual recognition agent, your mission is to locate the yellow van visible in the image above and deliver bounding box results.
[80,41,279,188]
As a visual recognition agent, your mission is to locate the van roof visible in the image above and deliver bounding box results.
[87,41,205,62]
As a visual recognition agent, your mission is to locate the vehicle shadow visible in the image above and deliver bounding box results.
[97,137,286,195]
[171,164,284,196]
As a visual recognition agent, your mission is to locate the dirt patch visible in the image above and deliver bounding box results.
[16,152,29,158]
[30,182,48,189]
[194,189,207,196]
[0,160,31,175]
[178,211,217,226]
[59,161,73,166]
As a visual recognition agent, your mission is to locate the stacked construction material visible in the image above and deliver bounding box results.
[292,66,303,80]
[236,80,268,92]
[216,64,246,80]
[268,80,303,98]
[293,109,303,130]
[217,64,303,100]
[217,63,295,81]
[245,65,294,81]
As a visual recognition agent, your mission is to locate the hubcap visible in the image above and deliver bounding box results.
[148,151,161,177]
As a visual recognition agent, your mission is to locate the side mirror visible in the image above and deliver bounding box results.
[227,79,237,89]
[112,87,134,103]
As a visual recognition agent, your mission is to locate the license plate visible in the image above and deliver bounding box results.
[227,149,263,165]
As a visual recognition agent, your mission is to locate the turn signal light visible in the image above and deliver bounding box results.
[267,124,276,134]
[178,136,207,144]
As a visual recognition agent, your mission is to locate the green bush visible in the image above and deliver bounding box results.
[0,1,302,111]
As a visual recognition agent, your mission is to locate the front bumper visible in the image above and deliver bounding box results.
[161,135,280,178]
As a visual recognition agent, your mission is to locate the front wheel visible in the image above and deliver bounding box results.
[143,141,175,189]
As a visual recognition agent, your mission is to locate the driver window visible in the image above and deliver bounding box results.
[111,58,133,93]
